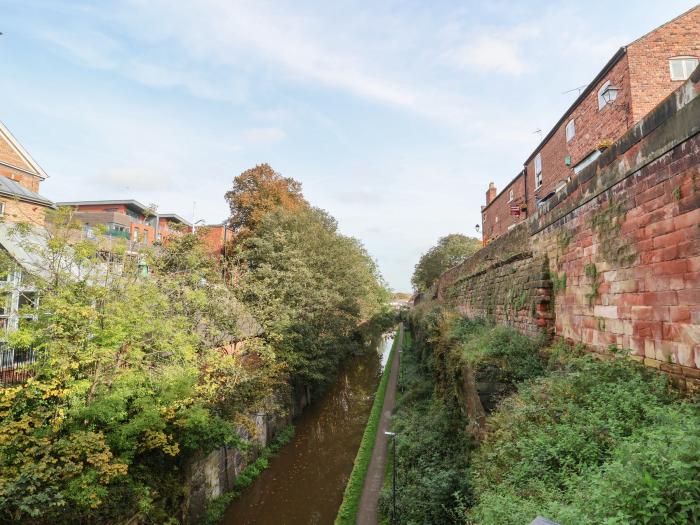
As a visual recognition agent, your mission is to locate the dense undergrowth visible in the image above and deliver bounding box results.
[382,302,700,525]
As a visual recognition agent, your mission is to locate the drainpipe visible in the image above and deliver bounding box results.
[523,166,529,219]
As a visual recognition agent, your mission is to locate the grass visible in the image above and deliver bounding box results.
[334,327,400,525]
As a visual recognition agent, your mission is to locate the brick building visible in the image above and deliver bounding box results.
[198,223,234,258]
[56,200,192,246]
[0,121,54,226]
[481,5,700,243]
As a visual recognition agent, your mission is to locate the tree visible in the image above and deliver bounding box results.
[0,211,281,523]
[225,164,307,240]
[411,234,482,292]
[234,206,391,386]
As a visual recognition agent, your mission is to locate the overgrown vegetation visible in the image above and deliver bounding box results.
[335,328,399,525]
[386,301,700,525]
[0,164,391,524]
[378,329,472,524]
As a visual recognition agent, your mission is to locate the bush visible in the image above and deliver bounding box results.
[378,330,472,524]
[467,355,698,525]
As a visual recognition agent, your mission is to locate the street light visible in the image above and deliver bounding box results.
[385,431,397,524]
[475,223,480,234]
[601,84,620,105]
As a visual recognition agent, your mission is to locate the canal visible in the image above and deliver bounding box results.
[222,334,394,525]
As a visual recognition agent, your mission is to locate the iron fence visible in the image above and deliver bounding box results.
[0,345,35,385]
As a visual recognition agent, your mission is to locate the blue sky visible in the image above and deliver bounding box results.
[2,0,697,291]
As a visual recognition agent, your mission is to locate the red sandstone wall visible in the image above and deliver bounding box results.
[439,67,700,386]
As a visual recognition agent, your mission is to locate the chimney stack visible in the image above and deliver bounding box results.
[486,182,497,205]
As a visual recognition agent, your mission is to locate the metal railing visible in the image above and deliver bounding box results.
[0,345,35,385]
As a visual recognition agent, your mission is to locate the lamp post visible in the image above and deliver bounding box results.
[385,431,397,524]
[601,84,620,105]
[475,223,480,234]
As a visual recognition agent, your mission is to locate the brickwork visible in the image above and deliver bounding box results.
[1,199,46,226]
[439,67,700,386]
[481,172,527,241]
[627,6,700,123]
[481,6,700,244]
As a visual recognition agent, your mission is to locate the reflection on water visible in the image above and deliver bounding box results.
[222,336,394,525]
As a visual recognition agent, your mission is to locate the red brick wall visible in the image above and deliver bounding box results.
[481,173,527,242]
[627,6,700,123]
[0,130,44,192]
[525,56,633,211]
[440,68,700,386]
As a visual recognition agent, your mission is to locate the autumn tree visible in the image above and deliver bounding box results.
[411,234,482,292]
[225,164,307,240]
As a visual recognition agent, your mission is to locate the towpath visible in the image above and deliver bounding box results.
[356,323,403,525]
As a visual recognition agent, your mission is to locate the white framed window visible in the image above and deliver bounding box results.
[133,229,139,242]
[495,215,499,224]
[0,202,5,216]
[598,80,611,110]
[669,56,699,81]
[565,119,575,142]
[508,188,514,202]
[534,153,542,188]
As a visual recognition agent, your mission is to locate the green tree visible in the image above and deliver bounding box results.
[234,206,390,386]
[411,234,481,292]
[0,210,281,523]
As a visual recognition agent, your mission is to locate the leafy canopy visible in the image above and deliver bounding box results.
[411,234,481,292]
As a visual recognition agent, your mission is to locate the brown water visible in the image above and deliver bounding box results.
[222,336,393,525]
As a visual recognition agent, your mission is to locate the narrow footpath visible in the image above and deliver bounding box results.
[357,323,403,525]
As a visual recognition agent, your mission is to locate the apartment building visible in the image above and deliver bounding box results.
[56,200,192,246]
[481,5,700,242]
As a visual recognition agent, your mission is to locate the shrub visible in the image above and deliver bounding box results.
[467,355,697,525]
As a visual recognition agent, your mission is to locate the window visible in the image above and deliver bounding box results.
[18,292,37,310]
[0,202,5,216]
[0,292,9,316]
[598,80,611,110]
[508,189,514,202]
[565,119,575,142]
[495,215,499,224]
[669,56,699,81]
[133,229,139,242]
[534,153,543,188]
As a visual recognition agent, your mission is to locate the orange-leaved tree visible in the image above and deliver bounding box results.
[225,164,307,240]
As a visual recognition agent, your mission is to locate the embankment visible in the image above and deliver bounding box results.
[434,67,700,387]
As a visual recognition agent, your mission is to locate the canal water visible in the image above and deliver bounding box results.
[222,335,394,525]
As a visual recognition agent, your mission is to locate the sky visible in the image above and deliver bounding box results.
[1,0,697,291]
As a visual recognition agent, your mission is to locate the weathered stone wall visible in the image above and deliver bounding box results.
[437,67,700,386]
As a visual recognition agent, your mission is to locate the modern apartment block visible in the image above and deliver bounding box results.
[56,200,192,246]
[481,5,700,242]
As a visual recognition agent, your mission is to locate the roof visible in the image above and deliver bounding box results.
[0,121,49,180]
[56,199,152,215]
[0,176,55,208]
[158,213,192,227]
[524,47,627,165]
[0,223,80,280]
